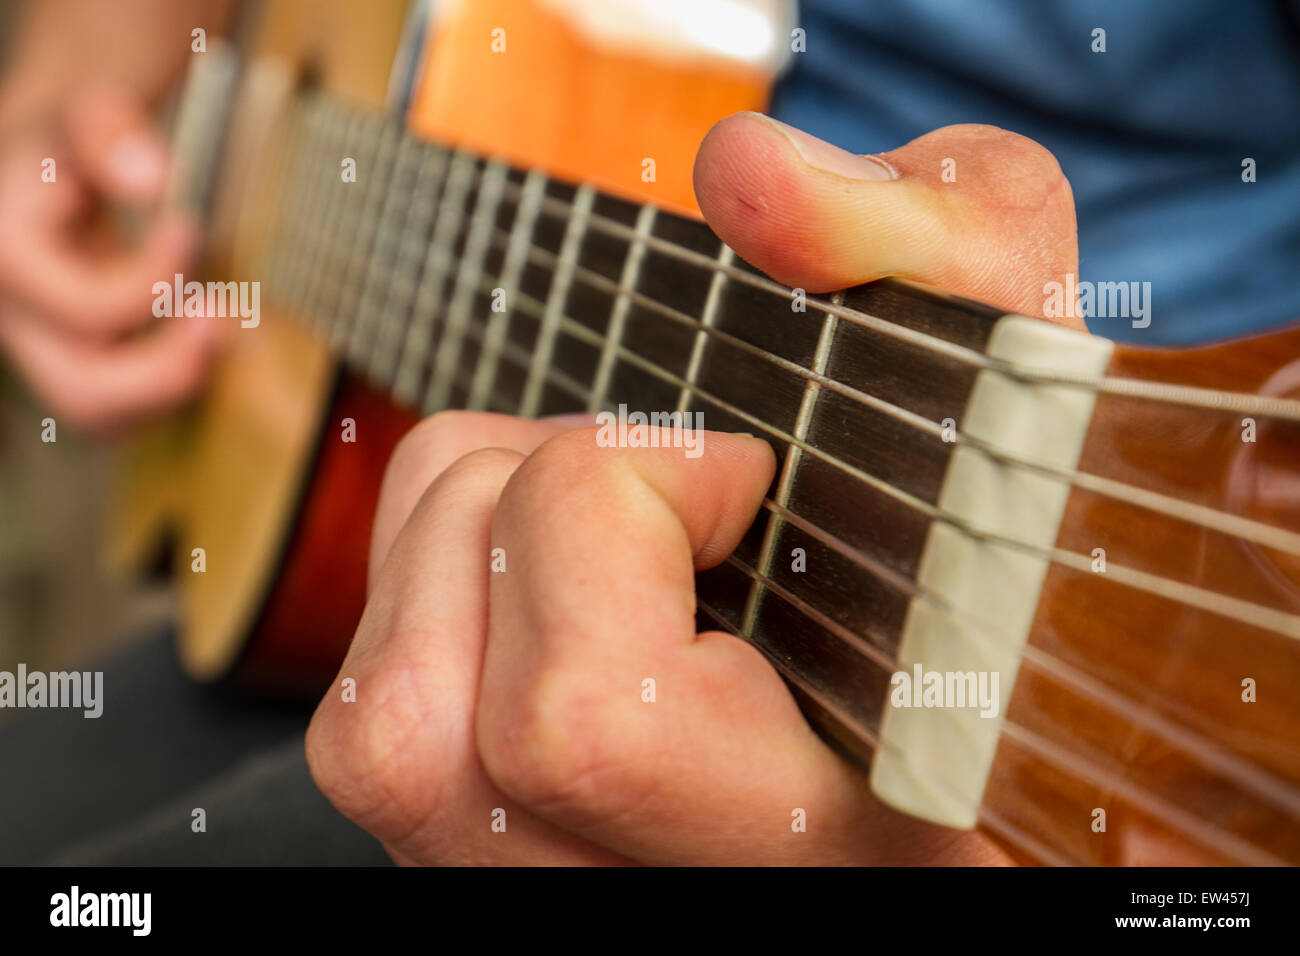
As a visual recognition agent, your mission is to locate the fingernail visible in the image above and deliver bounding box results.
[762,116,897,181]
[108,134,167,193]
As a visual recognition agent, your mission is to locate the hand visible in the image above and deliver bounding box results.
[306,117,1082,865]
[0,85,218,432]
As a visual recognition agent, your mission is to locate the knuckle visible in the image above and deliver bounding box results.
[918,124,1072,214]
[388,410,489,481]
[306,661,440,836]
[962,125,1070,208]
[478,672,631,821]
[382,411,495,508]
[503,428,612,503]
[435,445,525,493]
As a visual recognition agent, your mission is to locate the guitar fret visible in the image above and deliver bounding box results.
[741,292,843,636]
[366,145,449,383]
[298,108,367,328]
[424,160,509,413]
[262,100,314,298]
[460,311,591,404]
[345,130,421,366]
[392,151,477,405]
[677,244,734,413]
[326,113,395,346]
[519,185,594,417]
[284,101,344,317]
[590,204,655,413]
[468,169,547,411]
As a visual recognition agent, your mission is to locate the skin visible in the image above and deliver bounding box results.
[0,0,232,432]
[306,114,1085,866]
[0,5,1085,864]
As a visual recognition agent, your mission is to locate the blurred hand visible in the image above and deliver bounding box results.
[0,85,218,432]
[306,116,1082,864]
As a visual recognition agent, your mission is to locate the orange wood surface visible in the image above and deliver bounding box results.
[407,0,771,215]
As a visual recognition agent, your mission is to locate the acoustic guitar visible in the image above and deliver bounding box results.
[112,0,1300,865]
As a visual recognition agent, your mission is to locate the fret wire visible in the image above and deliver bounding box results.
[500,180,1300,423]
[392,151,477,405]
[589,204,655,414]
[727,552,893,670]
[455,323,590,403]
[282,100,341,316]
[294,106,356,324]
[476,272,1300,833]
[248,115,1300,858]
[367,145,450,383]
[741,291,841,636]
[748,497,1300,822]
[295,103,349,318]
[712,582,1289,868]
[676,245,733,414]
[484,224,1300,559]
[424,160,509,413]
[347,131,422,366]
[760,497,922,600]
[494,274,1300,640]
[275,124,1300,424]
[519,185,595,417]
[467,169,547,411]
[326,113,394,347]
[695,596,1080,868]
[258,119,1300,600]
[708,562,1293,863]
[694,596,1075,865]
[297,107,364,327]
[261,99,313,296]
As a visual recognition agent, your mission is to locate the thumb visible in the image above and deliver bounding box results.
[693,112,1081,326]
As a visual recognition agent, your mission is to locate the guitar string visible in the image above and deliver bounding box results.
[266,162,1300,712]
[481,228,1300,560]
[303,232,1300,825]
[691,598,1087,866]
[269,104,1294,858]
[440,278,1300,821]
[291,96,1300,422]
[694,596,1285,865]
[350,157,1300,566]
[457,234,1300,631]
[719,549,1300,825]
[502,181,1300,424]
[272,108,1300,636]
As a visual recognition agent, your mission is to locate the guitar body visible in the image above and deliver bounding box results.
[111,0,1300,864]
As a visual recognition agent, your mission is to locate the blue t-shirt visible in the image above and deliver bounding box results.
[770,0,1300,344]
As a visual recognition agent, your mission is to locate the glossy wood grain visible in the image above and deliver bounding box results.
[984,328,1300,863]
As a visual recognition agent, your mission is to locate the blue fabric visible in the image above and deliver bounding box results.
[770,0,1300,344]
